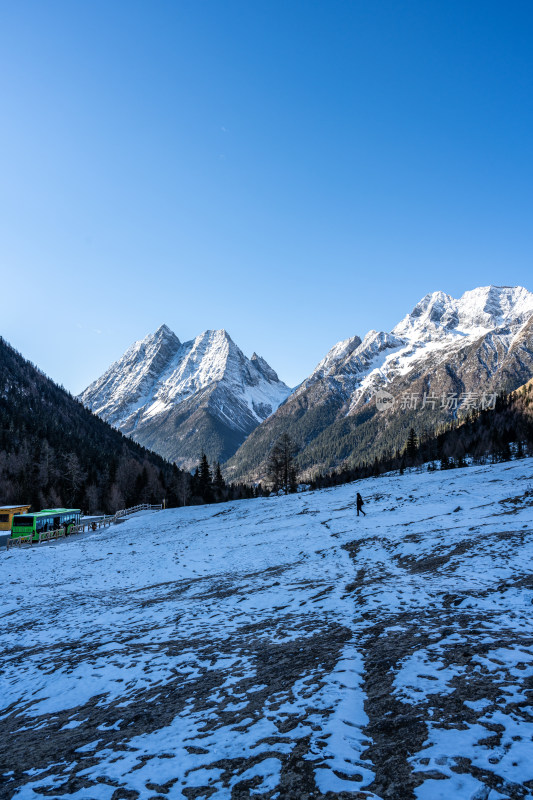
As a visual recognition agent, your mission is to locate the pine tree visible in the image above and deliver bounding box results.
[267,434,298,494]
[406,427,418,463]
[289,462,298,494]
[198,453,213,502]
[214,462,225,490]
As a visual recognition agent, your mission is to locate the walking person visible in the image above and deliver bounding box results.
[356,492,366,517]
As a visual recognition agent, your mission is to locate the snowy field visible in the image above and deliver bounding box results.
[1,460,533,800]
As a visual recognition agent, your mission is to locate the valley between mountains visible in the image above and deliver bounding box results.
[79,286,533,481]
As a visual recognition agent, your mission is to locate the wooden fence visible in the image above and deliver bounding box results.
[114,503,162,520]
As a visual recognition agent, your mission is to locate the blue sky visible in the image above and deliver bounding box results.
[1,0,532,392]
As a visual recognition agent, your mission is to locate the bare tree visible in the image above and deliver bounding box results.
[176,471,191,507]
[108,483,124,513]
[84,484,100,515]
[65,453,87,506]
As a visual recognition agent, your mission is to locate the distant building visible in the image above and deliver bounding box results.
[0,505,31,532]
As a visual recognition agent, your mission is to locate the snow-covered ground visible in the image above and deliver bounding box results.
[1,459,533,799]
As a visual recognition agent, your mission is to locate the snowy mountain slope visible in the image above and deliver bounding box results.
[80,327,290,468]
[80,324,183,427]
[226,285,533,481]
[2,459,533,798]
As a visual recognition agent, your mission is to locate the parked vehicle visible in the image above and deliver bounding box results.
[11,509,81,542]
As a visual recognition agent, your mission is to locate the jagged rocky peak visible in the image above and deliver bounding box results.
[180,332,284,393]
[79,324,291,467]
[251,353,281,383]
[120,324,182,375]
[409,290,454,319]
[392,285,533,340]
[356,329,405,351]
[142,323,181,348]
[310,334,363,379]
[180,329,254,388]
[341,330,404,373]
[191,328,243,360]
[79,323,183,421]
[131,323,181,366]
[393,291,458,337]
[187,328,233,360]
[305,329,406,386]
[154,322,174,336]
[456,285,533,330]
[194,328,232,345]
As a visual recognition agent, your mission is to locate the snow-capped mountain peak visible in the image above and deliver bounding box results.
[250,353,281,384]
[141,323,181,350]
[455,285,533,331]
[393,285,533,341]
[81,324,182,425]
[154,322,174,335]
[79,326,290,468]
[226,284,533,483]
[346,285,533,409]
[307,335,363,382]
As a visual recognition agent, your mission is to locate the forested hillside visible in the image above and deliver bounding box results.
[312,379,533,488]
[0,336,187,514]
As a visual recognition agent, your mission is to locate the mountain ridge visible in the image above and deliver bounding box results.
[225,284,533,482]
[79,326,290,468]
[79,285,533,480]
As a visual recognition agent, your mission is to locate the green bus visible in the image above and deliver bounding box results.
[11,509,81,542]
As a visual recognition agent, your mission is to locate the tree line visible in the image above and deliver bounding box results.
[310,385,533,490]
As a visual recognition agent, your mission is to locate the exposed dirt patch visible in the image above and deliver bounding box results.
[360,620,429,800]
